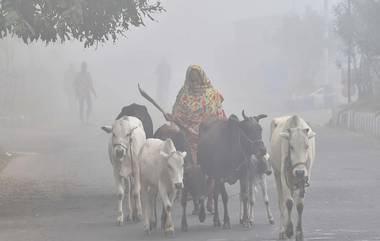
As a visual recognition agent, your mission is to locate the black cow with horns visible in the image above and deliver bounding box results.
[198,111,269,229]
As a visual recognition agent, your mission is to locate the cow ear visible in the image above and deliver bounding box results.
[101,125,112,134]
[308,131,316,139]
[254,114,268,122]
[228,115,239,127]
[279,131,290,140]
[180,151,187,158]
[160,151,170,159]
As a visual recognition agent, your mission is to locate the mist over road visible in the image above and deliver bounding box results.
[1,119,379,241]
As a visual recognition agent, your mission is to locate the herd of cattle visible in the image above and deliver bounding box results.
[101,103,316,241]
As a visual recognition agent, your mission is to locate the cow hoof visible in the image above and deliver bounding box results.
[223,221,231,230]
[242,221,252,229]
[149,221,156,230]
[144,228,151,236]
[165,229,175,238]
[132,213,141,223]
[295,231,304,241]
[199,208,206,223]
[117,216,124,226]
[181,217,188,232]
[286,222,294,238]
[279,231,287,240]
[181,224,188,232]
[249,220,255,228]
[269,218,275,225]
[213,219,221,227]
[125,215,131,222]
[239,219,243,225]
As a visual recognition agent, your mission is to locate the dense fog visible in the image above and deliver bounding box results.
[0,0,342,127]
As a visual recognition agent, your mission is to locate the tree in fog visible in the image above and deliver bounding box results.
[0,0,163,47]
[274,8,325,94]
[335,0,380,100]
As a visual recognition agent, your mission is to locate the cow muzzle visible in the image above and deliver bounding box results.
[265,169,272,176]
[174,182,183,190]
[114,146,126,159]
[295,169,305,178]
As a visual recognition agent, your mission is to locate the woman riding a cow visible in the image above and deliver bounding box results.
[165,65,226,213]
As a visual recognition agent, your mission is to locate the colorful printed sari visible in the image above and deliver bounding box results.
[172,65,226,164]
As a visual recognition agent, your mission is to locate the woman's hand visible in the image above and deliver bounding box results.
[164,113,174,122]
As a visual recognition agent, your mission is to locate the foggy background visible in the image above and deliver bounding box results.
[3,1,380,241]
[0,0,342,128]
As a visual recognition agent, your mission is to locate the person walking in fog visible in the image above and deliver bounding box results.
[74,62,96,124]
[165,65,226,214]
[156,58,171,110]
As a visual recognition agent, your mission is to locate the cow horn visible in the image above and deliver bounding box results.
[254,114,268,122]
[242,110,248,120]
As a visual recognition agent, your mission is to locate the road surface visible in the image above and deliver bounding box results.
[0,123,379,241]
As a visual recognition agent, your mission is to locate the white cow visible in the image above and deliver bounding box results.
[239,153,274,227]
[139,138,186,236]
[270,115,315,241]
[101,116,146,225]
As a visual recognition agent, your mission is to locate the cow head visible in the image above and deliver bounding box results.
[280,127,315,180]
[160,139,187,190]
[101,117,138,160]
[230,111,271,176]
[252,153,272,176]
[239,110,268,157]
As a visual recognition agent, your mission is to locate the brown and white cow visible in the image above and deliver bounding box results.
[270,115,315,241]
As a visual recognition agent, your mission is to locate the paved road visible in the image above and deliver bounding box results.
[0,123,380,241]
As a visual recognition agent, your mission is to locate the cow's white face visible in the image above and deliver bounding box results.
[280,128,315,178]
[102,119,134,160]
[161,149,186,189]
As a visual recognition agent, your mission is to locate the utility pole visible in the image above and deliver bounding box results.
[324,0,330,86]
[347,0,352,103]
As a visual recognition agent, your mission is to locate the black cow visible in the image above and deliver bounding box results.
[154,124,207,232]
[116,103,153,138]
[198,111,268,229]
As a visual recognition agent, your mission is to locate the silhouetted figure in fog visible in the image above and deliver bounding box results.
[156,58,171,109]
[63,63,76,111]
[74,62,96,124]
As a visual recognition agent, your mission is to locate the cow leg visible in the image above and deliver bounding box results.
[114,174,125,226]
[239,175,250,228]
[148,189,157,230]
[124,177,132,222]
[260,175,274,225]
[295,191,304,241]
[132,170,142,222]
[141,184,151,235]
[239,193,243,225]
[213,179,221,227]
[285,195,294,239]
[160,205,166,231]
[220,182,231,229]
[199,196,206,223]
[159,182,175,237]
[181,187,188,232]
[274,170,287,240]
[206,177,215,214]
[192,196,200,215]
[248,177,255,227]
